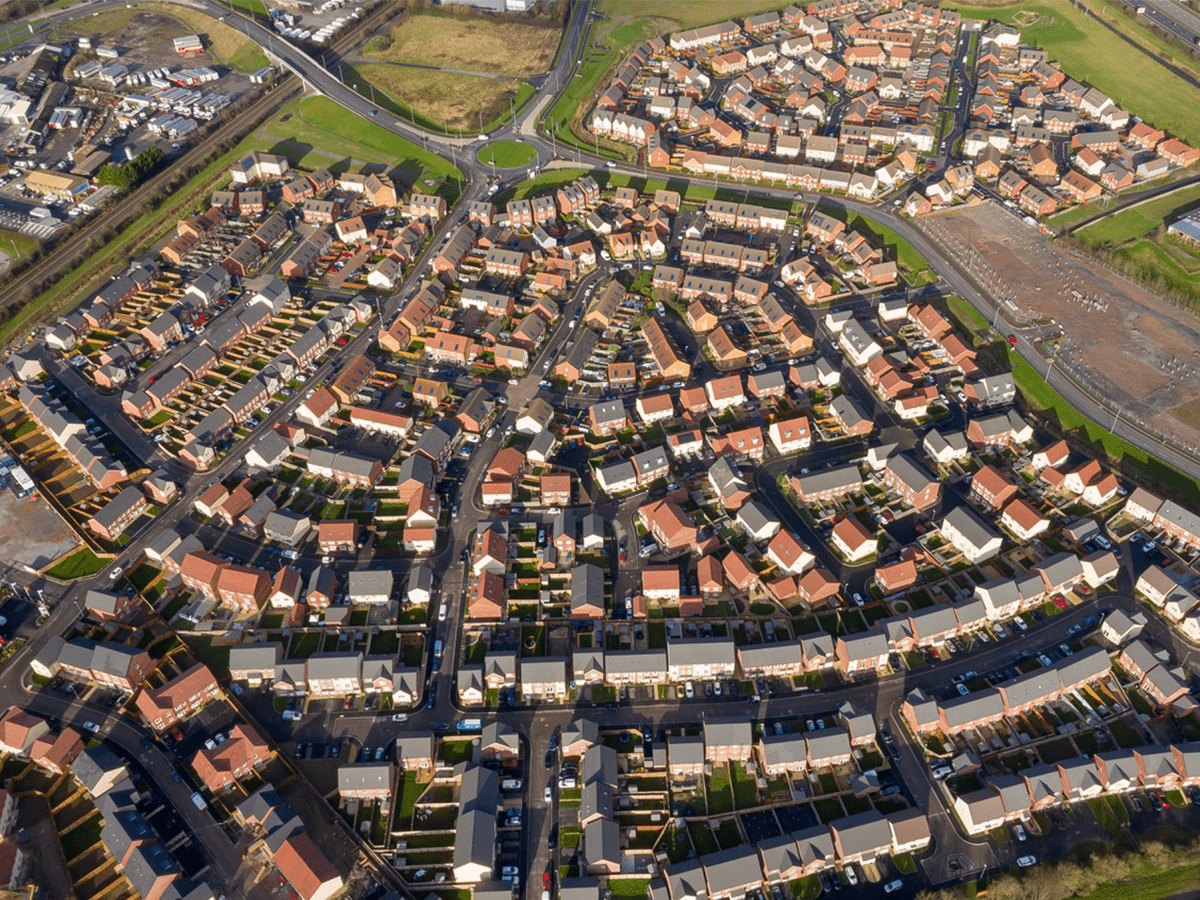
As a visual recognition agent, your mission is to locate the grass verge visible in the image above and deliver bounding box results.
[45,547,108,580]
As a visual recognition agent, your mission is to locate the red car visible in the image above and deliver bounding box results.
[336,336,348,346]
[1007,335,1018,347]
[1052,595,1068,610]
[543,872,551,889]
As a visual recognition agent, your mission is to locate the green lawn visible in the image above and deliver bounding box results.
[948,1,1200,145]
[597,0,786,27]
[687,821,720,855]
[608,879,650,898]
[46,547,108,581]
[0,229,41,263]
[259,96,463,201]
[707,764,734,814]
[730,762,759,809]
[477,140,538,168]
[1077,182,1200,248]
[1009,350,1200,504]
[183,635,230,677]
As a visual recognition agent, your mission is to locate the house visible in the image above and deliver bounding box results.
[191,724,271,793]
[941,506,1003,563]
[275,832,344,900]
[970,464,1018,511]
[134,663,220,733]
[520,657,569,701]
[703,719,754,763]
[831,516,876,562]
[835,632,889,676]
[338,762,396,808]
[829,810,893,865]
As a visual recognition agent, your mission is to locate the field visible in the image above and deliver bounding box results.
[1073,182,1200,310]
[348,64,530,134]
[477,141,538,168]
[0,229,39,268]
[1076,183,1200,248]
[947,2,1200,145]
[363,12,561,76]
[257,96,463,197]
[596,0,786,29]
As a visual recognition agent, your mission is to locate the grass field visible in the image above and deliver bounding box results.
[0,229,40,264]
[1009,349,1200,504]
[350,64,529,134]
[261,96,463,196]
[45,547,108,581]
[363,12,561,76]
[477,140,538,168]
[596,0,785,28]
[1077,182,1200,248]
[948,1,1200,145]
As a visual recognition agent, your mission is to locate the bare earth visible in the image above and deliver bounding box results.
[922,201,1200,449]
[0,488,81,571]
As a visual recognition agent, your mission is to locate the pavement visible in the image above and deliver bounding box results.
[7,1,1200,898]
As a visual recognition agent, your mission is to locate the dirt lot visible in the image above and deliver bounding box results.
[923,201,1200,448]
[60,5,267,74]
[0,487,81,571]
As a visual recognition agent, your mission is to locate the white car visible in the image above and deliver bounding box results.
[713,682,722,697]
[685,681,694,699]
[1014,824,1026,842]
[392,714,409,723]
[1017,856,1037,868]
[108,566,124,581]
[83,722,100,733]
[544,786,553,802]
[884,880,903,894]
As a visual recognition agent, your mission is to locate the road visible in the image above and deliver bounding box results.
[9,0,1200,897]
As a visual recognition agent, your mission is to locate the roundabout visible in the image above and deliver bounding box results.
[476,139,538,168]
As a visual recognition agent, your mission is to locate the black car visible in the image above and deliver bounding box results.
[547,827,558,849]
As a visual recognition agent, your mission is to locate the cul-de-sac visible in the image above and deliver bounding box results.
[2,1,1200,900]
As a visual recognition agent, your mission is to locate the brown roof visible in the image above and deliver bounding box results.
[0,708,45,752]
[274,832,342,900]
[488,447,526,480]
[832,516,874,551]
[303,387,338,417]
[1003,498,1045,531]
[191,723,270,792]
[179,550,227,586]
[642,566,681,592]
[135,662,218,722]
[318,520,359,543]
[217,565,269,598]
[972,464,1016,503]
